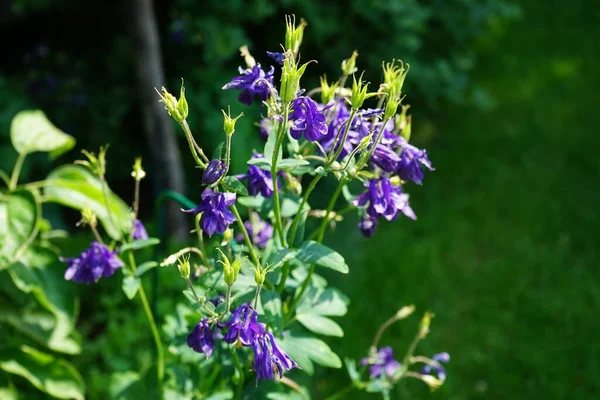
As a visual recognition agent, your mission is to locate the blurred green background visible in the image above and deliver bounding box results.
[1,0,598,398]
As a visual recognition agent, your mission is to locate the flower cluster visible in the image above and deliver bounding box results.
[222,64,275,106]
[187,304,298,382]
[61,241,123,284]
[361,346,401,379]
[422,352,451,382]
[183,189,237,236]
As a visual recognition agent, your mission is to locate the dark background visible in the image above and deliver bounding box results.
[1,0,599,398]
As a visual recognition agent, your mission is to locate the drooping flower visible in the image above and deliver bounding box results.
[222,64,275,106]
[252,332,299,383]
[396,138,434,185]
[61,241,123,284]
[266,51,285,65]
[372,144,401,173]
[182,189,236,237]
[238,152,278,197]
[219,304,265,346]
[358,214,377,238]
[354,177,416,221]
[187,319,214,357]
[202,159,227,185]
[360,346,401,379]
[236,214,274,249]
[289,96,328,142]
[422,352,450,381]
[132,219,149,240]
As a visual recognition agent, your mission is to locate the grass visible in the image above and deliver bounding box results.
[320,1,600,399]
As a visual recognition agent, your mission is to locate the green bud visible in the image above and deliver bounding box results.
[357,134,373,152]
[131,156,146,181]
[216,248,244,286]
[155,80,188,123]
[390,176,402,186]
[381,59,409,101]
[221,107,244,136]
[281,54,314,103]
[401,114,412,142]
[79,209,97,229]
[349,73,377,109]
[75,145,108,178]
[252,264,272,287]
[320,75,339,105]
[222,228,233,243]
[395,305,415,319]
[383,97,400,121]
[177,256,191,279]
[418,311,434,339]
[284,15,306,55]
[341,50,359,76]
[420,374,443,391]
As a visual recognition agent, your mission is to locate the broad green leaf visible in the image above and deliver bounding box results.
[247,157,271,169]
[212,142,225,160]
[261,290,283,334]
[266,248,297,270]
[290,208,308,247]
[279,335,342,373]
[0,345,84,400]
[0,190,39,269]
[237,195,265,209]
[10,110,75,158]
[220,176,248,196]
[277,159,310,170]
[297,287,349,317]
[265,195,301,218]
[45,165,132,240]
[122,276,140,300]
[205,391,234,400]
[134,261,159,277]
[297,314,344,337]
[296,241,349,273]
[263,126,281,165]
[109,371,146,400]
[120,238,160,252]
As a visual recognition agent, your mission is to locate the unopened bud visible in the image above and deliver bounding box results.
[216,248,243,286]
[419,311,435,339]
[75,145,108,178]
[280,54,314,103]
[221,107,244,136]
[421,374,443,391]
[401,115,412,142]
[202,159,226,185]
[131,157,146,181]
[177,256,191,279]
[284,15,306,55]
[79,209,97,229]
[239,45,256,68]
[341,51,359,76]
[396,305,415,319]
[350,73,376,109]
[222,228,234,244]
[320,75,339,105]
[156,79,188,123]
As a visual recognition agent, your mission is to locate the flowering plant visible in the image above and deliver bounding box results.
[1,16,449,400]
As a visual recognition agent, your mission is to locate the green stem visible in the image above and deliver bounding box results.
[402,330,423,367]
[276,262,290,293]
[9,153,26,191]
[225,285,232,314]
[324,385,357,400]
[316,179,347,243]
[253,285,262,310]
[328,109,357,164]
[357,117,390,170]
[287,174,323,246]
[230,205,260,268]
[271,106,290,245]
[180,120,208,168]
[231,349,244,400]
[128,252,164,383]
[194,213,210,266]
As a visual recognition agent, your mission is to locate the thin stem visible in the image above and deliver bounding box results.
[324,384,356,400]
[128,251,164,383]
[316,179,347,243]
[402,331,423,367]
[133,179,141,219]
[224,134,232,173]
[185,277,202,303]
[287,174,323,246]
[89,224,104,245]
[357,117,390,170]
[180,120,208,168]
[253,285,262,310]
[371,313,402,351]
[231,349,244,400]
[225,285,232,314]
[194,213,211,266]
[328,109,357,165]
[0,169,10,186]
[100,178,119,236]
[230,205,260,268]
[271,106,290,245]
[276,262,290,293]
[9,153,26,191]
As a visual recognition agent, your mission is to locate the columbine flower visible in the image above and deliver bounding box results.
[61,242,123,284]
[187,319,214,357]
[132,219,149,240]
[202,159,227,185]
[183,189,236,237]
[289,96,328,142]
[396,138,434,185]
[222,64,275,106]
[219,304,265,346]
[267,51,285,65]
[372,144,400,173]
[238,152,279,197]
[252,332,299,383]
[422,352,450,381]
[358,214,377,238]
[236,215,274,249]
[361,346,401,379]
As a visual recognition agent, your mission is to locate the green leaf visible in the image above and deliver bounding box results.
[296,241,349,274]
[247,157,271,170]
[297,314,344,337]
[120,238,160,252]
[0,345,84,400]
[265,195,301,218]
[220,176,248,196]
[134,261,159,277]
[261,290,283,334]
[266,248,297,270]
[237,195,265,209]
[297,287,349,317]
[44,165,132,240]
[212,142,225,160]
[0,190,39,269]
[291,208,308,247]
[122,276,141,300]
[109,371,147,400]
[345,358,362,384]
[10,110,75,158]
[263,126,281,165]
[279,335,342,374]
[277,159,310,170]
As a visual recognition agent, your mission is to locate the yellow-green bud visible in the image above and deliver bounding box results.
[216,248,244,286]
[320,75,339,105]
[421,374,443,391]
[383,97,400,121]
[75,145,109,178]
[349,73,376,109]
[357,134,373,152]
[395,305,415,319]
[177,256,191,279]
[156,80,188,123]
[390,176,402,186]
[131,157,146,181]
[221,107,244,136]
[341,50,359,76]
[284,15,306,55]
[79,209,97,228]
[401,115,412,142]
[381,59,409,101]
[419,311,435,339]
[280,54,314,103]
[222,228,233,243]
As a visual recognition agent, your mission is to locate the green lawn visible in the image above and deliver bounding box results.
[322,2,600,399]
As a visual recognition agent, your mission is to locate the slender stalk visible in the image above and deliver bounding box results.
[89,224,104,245]
[194,213,210,266]
[133,179,141,219]
[287,174,323,245]
[224,134,232,172]
[324,385,356,400]
[180,120,208,168]
[253,285,262,310]
[231,349,244,400]
[276,262,290,293]
[230,205,260,268]
[128,252,164,383]
[328,109,357,164]
[271,106,290,245]
[357,117,390,170]
[225,285,232,314]
[402,331,423,367]
[186,278,218,317]
[316,179,347,243]
[9,153,26,191]
[371,313,403,351]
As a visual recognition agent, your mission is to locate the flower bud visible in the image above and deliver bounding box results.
[202,159,226,185]
[401,114,412,142]
[280,54,314,103]
[395,304,415,319]
[131,157,146,181]
[381,59,409,101]
[79,209,97,229]
[284,15,306,55]
[383,97,400,121]
[239,45,256,68]
[349,73,376,110]
[357,134,373,152]
[156,80,188,123]
[419,311,435,339]
[75,145,108,178]
[421,374,443,391]
[341,50,359,76]
[177,256,191,279]
[221,108,244,136]
[216,248,243,286]
[320,75,339,105]
[221,227,234,246]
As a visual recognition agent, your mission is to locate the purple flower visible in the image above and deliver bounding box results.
[252,332,299,383]
[61,242,123,284]
[236,215,274,249]
[238,152,278,197]
[396,138,434,185]
[202,159,227,185]
[187,319,214,357]
[267,51,285,65]
[361,346,401,379]
[372,144,400,173]
[219,304,265,346]
[132,219,149,240]
[222,64,275,106]
[353,177,416,237]
[422,352,450,381]
[289,96,328,142]
[183,189,236,237]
